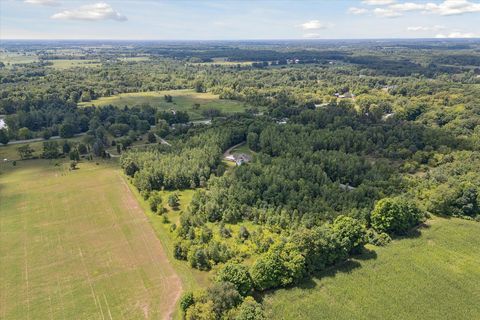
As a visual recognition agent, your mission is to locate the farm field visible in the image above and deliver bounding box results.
[0,160,182,319]
[264,217,480,320]
[47,59,101,69]
[78,89,247,120]
[0,52,38,65]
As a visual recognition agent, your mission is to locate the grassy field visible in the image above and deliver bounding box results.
[124,184,211,319]
[264,217,480,320]
[0,52,38,65]
[0,136,84,161]
[47,59,101,69]
[0,160,182,319]
[78,89,247,120]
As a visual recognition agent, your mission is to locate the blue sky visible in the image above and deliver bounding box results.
[0,0,479,40]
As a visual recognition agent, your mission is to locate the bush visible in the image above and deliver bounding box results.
[366,229,392,246]
[371,197,424,235]
[216,263,253,296]
[206,282,242,317]
[331,215,366,254]
[180,291,194,313]
[148,192,163,213]
[234,296,265,320]
[250,241,305,291]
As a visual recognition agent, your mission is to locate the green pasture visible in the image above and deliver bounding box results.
[264,217,480,320]
[0,160,181,319]
[78,90,247,120]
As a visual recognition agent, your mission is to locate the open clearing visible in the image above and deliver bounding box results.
[0,53,38,65]
[264,217,480,320]
[47,59,101,69]
[78,89,247,120]
[0,160,181,319]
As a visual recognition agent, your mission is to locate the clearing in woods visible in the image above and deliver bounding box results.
[77,89,247,120]
[0,160,182,319]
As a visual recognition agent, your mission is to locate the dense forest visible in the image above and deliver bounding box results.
[1,39,479,319]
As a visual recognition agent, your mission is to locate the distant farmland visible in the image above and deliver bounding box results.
[78,89,247,120]
[264,217,480,320]
[0,160,181,319]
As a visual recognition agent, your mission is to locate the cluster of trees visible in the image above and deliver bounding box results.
[120,121,247,192]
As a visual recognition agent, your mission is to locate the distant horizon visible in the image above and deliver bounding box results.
[1,37,479,42]
[1,1,479,40]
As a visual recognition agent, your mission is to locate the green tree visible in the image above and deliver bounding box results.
[371,197,424,235]
[216,263,253,296]
[168,193,180,209]
[17,144,34,159]
[235,296,265,320]
[0,129,9,145]
[147,132,157,143]
[59,123,75,138]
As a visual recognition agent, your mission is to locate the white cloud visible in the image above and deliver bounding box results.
[362,0,396,5]
[436,32,479,38]
[51,2,127,21]
[389,2,426,11]
[385,0,480,16]
[300,20,329,30]
[407,25,445,31]
[24,0,60,5]
[425,0,480,16]
[373,7,402,17]
[302,33,323,39]
[348,7,368,15]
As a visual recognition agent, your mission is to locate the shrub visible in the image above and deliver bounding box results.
[180,291,194,313]
[250,241,305,291]
[148,192,163,213]
[216,263,253,296]
[371,197,424,235]
[234,296,265,320]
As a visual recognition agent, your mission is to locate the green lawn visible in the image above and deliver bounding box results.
[264,217,480,320]
[0,160,182,319]
[78,89,247,120]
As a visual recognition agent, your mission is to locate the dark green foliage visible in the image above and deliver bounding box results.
[148,192,163,213]
[180,291,194,313]
[371,197,424,235]
[250,241,305,291]
[42,141,60,159]
[147,132,156,143]
[216,263,253,296]
[17,144,34,160]
[0,129,9,145]
[206,282,242,317]
[168,193,180,209]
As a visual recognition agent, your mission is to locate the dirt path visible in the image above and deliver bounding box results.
[223,141,245,159]
[119,175,182,319]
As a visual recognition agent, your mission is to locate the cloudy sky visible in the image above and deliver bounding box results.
[0,0,479,40]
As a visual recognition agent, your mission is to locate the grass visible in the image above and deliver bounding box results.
[0,160,182,319]
[123,183,211,319]
[47,59,101,69]
[78,89,247,120]
[0,52,38,65]
[0,136,84,161]
[231,143,255,157]
[264,217,480,320]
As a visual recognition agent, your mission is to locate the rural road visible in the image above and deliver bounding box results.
[4,132,87,145]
